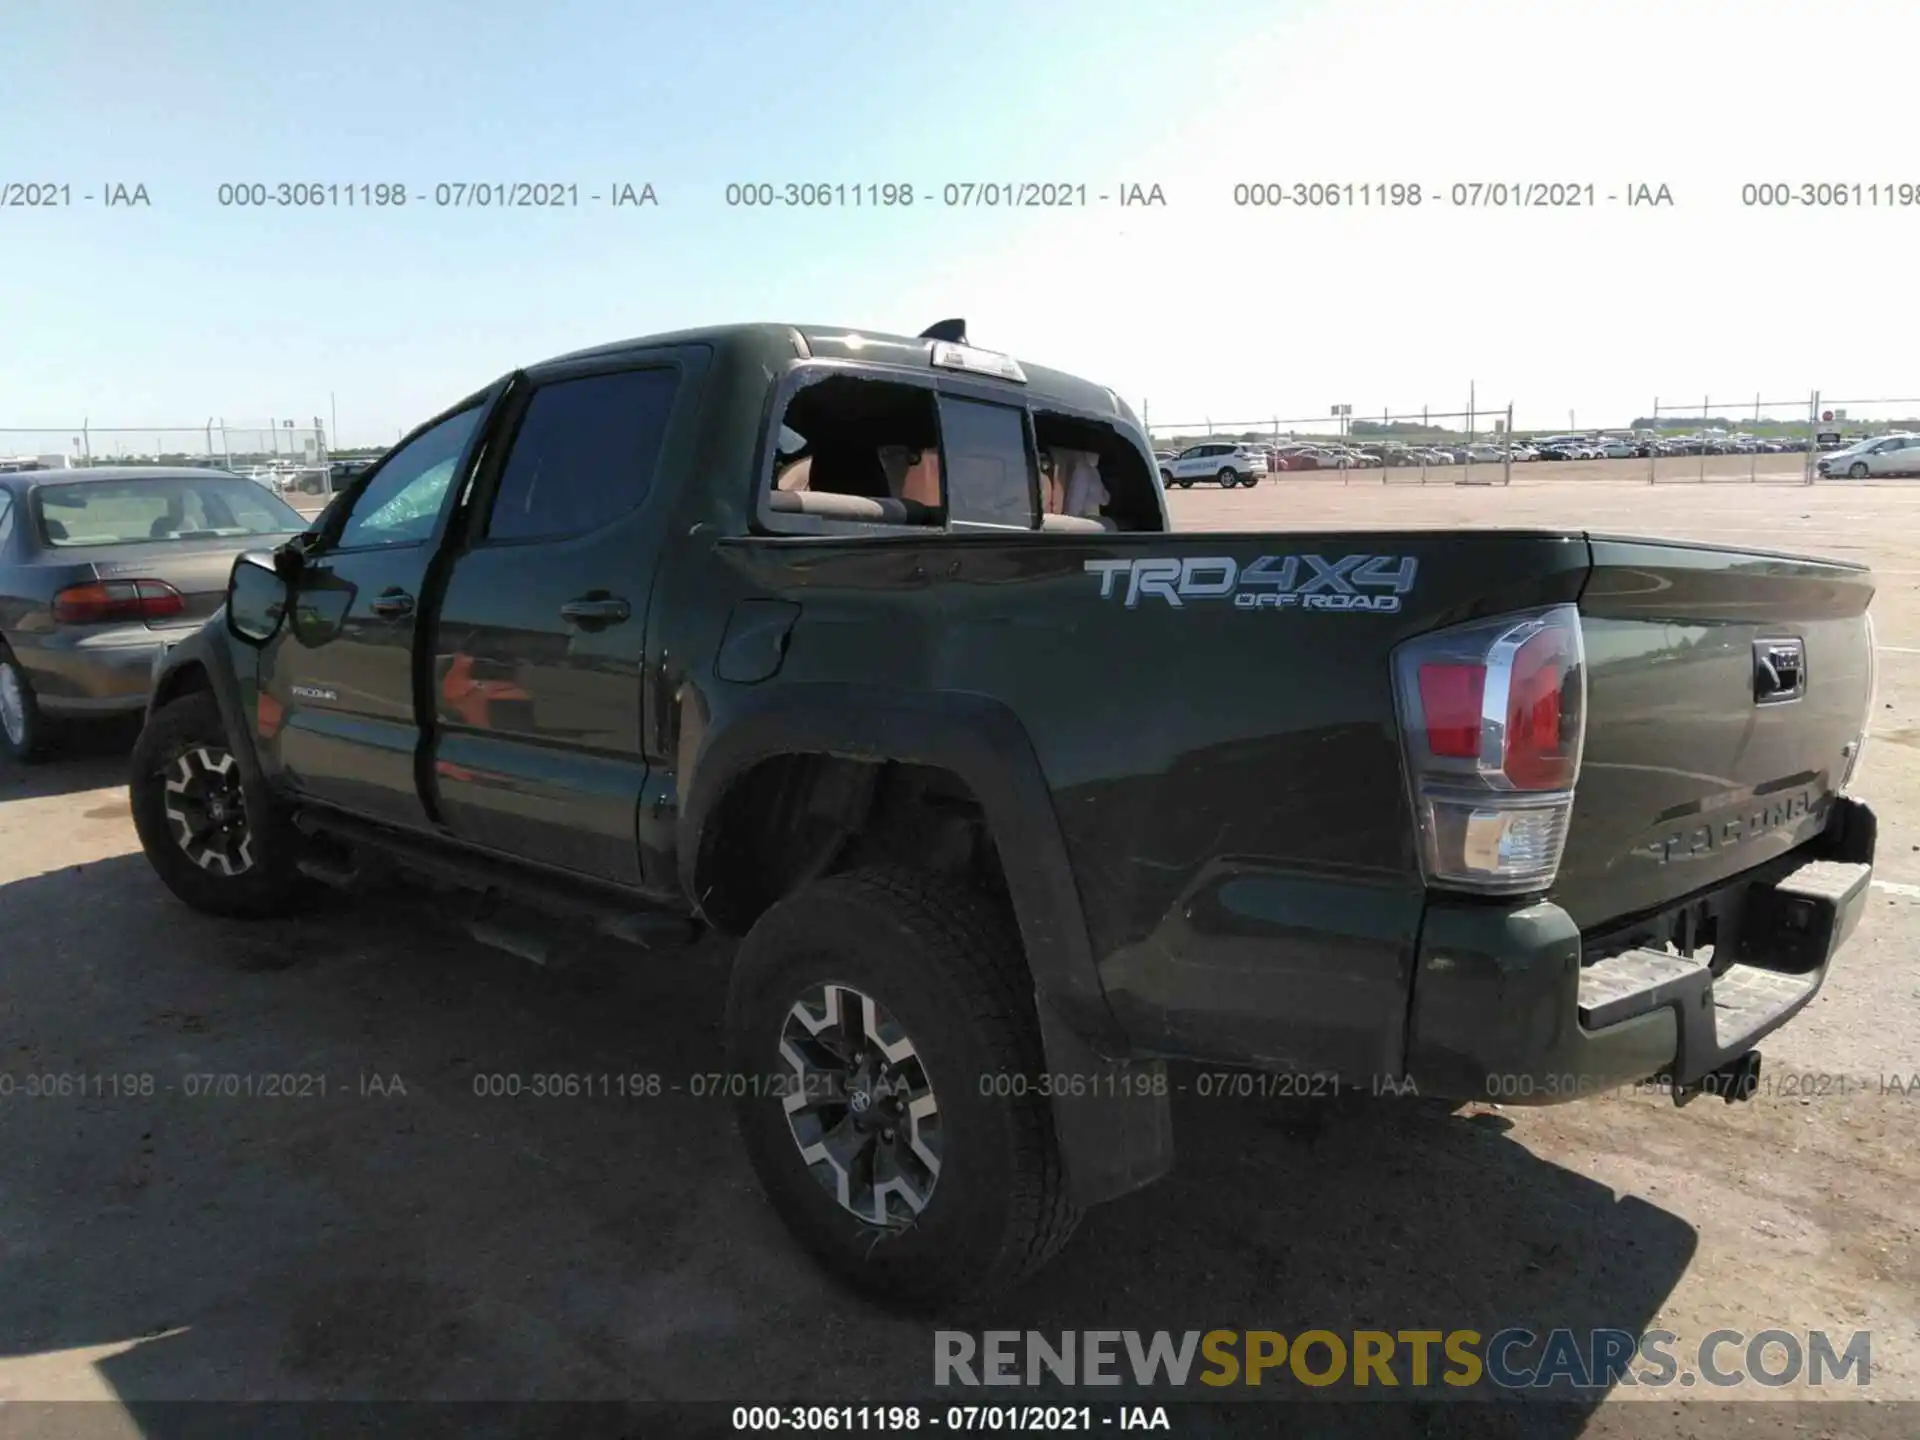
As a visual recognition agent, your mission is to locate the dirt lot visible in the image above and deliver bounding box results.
[3,468,1917,1438]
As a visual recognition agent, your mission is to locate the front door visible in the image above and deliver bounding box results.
[262,399,491,830]
[428,359,685,885]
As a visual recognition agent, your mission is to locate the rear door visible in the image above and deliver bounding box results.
[427,354,690,884]
[262,395,495,830]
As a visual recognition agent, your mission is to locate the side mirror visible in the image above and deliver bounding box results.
[227,552,290,646]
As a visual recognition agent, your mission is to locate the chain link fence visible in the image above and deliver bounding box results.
[0,423,340,497]
[1147,403,1515,486]
[1642,396,1820,484]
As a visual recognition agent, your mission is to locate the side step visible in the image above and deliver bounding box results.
[291,807,703,960]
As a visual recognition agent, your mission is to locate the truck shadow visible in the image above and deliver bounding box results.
[0,856,1694,1437]
[0,718,139,800]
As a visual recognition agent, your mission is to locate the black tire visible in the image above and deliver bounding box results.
[129,691,314,918]
[725,865,1080,1308]
[1217,467,1239,488]
[1847,461,1868,479]
[0,644,52,764]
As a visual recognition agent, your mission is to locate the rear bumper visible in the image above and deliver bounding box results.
[15,624,196,715]
[1403,797,1876,1104]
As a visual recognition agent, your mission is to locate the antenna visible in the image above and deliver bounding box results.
[918,318,968,343]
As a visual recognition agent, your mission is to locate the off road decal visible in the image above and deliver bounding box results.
[1083,555,1418,612]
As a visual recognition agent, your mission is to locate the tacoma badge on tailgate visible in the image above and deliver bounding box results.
[1635,789,1823,865]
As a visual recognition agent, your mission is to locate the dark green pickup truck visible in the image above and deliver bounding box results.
[131,320,1880,1305]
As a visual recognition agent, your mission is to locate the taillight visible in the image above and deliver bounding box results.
[51,579,186,625]
[1392,605,1587,894]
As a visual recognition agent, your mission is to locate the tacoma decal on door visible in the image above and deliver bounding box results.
[1083,555,1419,612]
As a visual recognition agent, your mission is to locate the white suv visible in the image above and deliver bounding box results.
[1160,441,1270,489]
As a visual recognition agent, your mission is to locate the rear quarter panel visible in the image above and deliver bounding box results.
[685,528,1591,1080]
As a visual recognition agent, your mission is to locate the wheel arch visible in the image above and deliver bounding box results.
[679,684,1124,1056]
[145,627,264,789]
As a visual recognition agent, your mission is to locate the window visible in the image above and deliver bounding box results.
[763,374,943,529]
[1032,411,1158,533]
[940,397,1035,528]
[485,367,681,542]
[336,404,484,549]
[33,475,305,547]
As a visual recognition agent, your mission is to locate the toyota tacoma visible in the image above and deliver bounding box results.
[129,319,1880,1305]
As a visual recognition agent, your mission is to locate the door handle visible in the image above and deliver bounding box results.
[559,594,631,626]
[371,589,415,618]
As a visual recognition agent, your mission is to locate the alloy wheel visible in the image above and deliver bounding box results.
[780,981,943,1227]
[162,745,255,876]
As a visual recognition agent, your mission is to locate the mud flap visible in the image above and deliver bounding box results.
[1034,992,1174,1207]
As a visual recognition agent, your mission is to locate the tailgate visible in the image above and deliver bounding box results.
[1554,537,1875,930]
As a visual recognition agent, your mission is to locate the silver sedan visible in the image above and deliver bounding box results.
[0,466,308,761]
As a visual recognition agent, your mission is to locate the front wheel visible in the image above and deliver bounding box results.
[1217,467,1240,488]
[1847,461,1869,479]
[725,866,1080,1308]
[129,691,314,918]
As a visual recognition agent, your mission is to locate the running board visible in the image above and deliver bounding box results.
[291,806,703,955]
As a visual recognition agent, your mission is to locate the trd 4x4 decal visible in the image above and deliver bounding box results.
[1084,554,1419,612]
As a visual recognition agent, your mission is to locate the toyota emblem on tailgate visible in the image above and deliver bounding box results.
[1753,637,1806,704]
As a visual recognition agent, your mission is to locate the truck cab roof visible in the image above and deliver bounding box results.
[544,323,1134,424]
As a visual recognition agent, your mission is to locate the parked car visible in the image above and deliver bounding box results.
[0,466,309,760]
[1162,441,1268,488]
[129,318,1880,1307]
[1464,445,1506,463]
[1597,440,1638,459]
[1817,433,1920,479]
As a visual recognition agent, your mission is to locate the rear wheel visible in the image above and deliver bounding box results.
[129,692,313,918]
[0,646,51,764]
[725,866,1080,1308]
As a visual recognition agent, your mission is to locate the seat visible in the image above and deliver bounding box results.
[805,443,894,499]
[42,518,68,541]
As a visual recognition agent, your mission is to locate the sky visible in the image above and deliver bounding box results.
[2,0,1917,449]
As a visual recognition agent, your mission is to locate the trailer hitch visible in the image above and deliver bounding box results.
[1674,1049,1762,1108]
